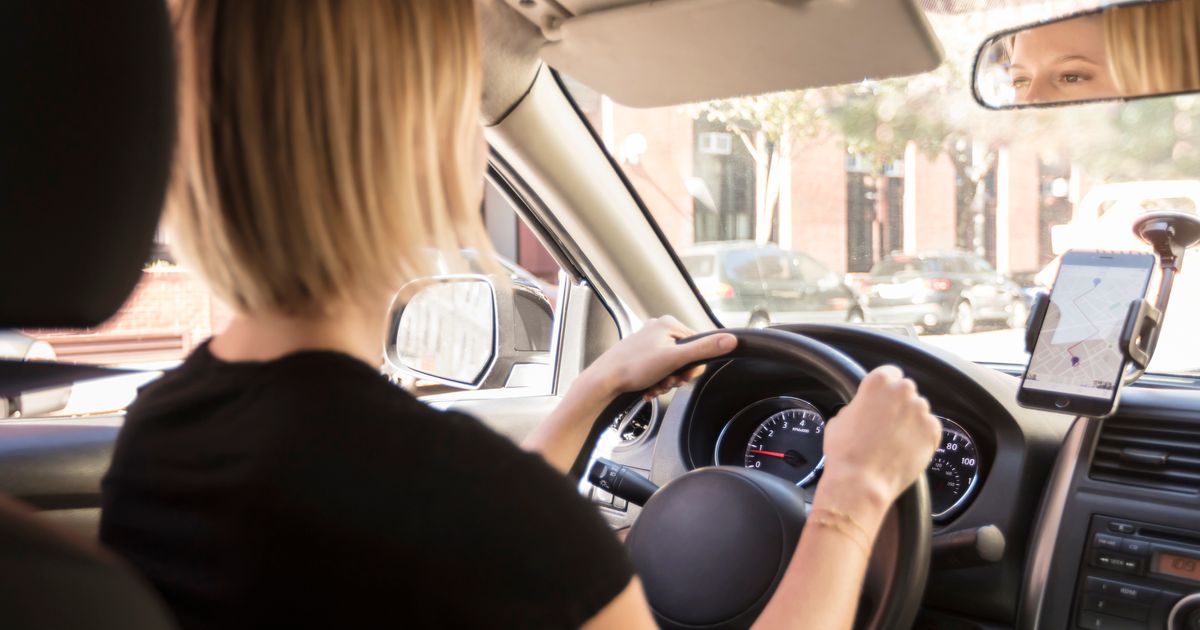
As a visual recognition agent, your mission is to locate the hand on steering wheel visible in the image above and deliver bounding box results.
[580,315,737,400]
[576,327,936,630]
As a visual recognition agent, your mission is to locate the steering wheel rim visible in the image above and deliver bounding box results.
[573,328,930,630]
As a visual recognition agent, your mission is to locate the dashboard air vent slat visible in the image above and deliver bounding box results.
[612,398,657,444]
[1090,418,1200,495]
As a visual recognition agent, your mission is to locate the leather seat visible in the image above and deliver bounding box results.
[0,0,178,627]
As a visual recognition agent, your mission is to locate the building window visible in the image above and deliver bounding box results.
[692,118,755,242]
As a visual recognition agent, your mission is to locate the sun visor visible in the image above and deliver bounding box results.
[534,0,943,108]
[0,0,175,327]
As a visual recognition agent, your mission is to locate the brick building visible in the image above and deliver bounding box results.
[562,79,1085,278]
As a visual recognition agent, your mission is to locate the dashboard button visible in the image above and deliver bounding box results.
[1086,577,1159,603]
[1094,553,1143,573]
[612,497,628,511]
[1078,611,1146,629]
[593,488,614,505]
[1120,538,1150,556]
[1083,594,1150,622]
[1095,533,1123,551]
[1109,522,1137,535]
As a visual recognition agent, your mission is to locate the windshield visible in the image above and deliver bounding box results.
[561,0,1200,375]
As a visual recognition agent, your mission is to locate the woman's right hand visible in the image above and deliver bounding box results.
[814,365,942,528]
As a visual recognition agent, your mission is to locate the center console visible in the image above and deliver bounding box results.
[1021,395,1200,630]
[1075,515,1200,629]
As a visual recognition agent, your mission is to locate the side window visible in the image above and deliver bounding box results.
[970,257,995,274]
[791,253,830,284]
[11,182,561,418]
[725,251,761,282]
[756,253,791,281]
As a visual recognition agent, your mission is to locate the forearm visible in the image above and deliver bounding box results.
[522,370,618,474]
[752,474,891,630]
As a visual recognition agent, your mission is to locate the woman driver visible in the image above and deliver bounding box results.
[100,1,941,628]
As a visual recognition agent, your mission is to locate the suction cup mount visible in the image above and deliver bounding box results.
[1133,210,1200,273]
[1121,211,1200,379]
[1025,211,1200,387]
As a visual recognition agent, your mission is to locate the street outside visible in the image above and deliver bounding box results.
[35,314,1196,420]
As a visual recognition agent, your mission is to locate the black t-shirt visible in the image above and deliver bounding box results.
[100,343,633,629]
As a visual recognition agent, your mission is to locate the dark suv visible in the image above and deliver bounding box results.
[862,251,1025,334]
[680,242,865,328]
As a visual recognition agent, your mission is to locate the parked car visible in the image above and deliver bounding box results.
[0,330,71,418]
[680,242,865,328]
[862,251,1026,334]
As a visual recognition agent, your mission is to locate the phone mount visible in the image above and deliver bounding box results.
[1025,211,1200,384]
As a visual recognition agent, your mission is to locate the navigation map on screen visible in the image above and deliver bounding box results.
[1024,263,1152,399]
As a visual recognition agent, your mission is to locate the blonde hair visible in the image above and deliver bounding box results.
[1105,0,1200,95]
[169,0,493,315]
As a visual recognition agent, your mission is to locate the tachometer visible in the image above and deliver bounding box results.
[714,397,829,487]
[741,400,826,486]
[928,418,980,522]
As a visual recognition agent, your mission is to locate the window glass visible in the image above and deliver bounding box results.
[969,257,995,274]
[757,253,791,281]
[870,258,931,276]
[792,253,831,283]
[724,251,762,282]
[681,255,715,277]
[561,0,1200,375]
[14,180,561,417]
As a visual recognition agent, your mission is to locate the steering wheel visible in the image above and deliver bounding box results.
[572,328,931,630]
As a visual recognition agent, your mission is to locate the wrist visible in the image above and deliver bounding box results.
[812,468,892,534]
[570,367,622,403]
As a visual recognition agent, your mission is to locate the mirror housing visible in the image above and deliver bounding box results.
[973,0,1200,109]
[385,274,553,391]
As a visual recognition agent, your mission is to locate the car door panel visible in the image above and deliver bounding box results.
[0,418,122,539]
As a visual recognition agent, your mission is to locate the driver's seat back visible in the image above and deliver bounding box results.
[0,495,175,629]
[0,0,178,628]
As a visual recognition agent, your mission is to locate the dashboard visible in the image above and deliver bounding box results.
[588,323,1071,626]
[701,390,981,523]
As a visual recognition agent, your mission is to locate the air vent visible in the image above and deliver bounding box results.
[1090,417,1200,494]
[611,398,657,444]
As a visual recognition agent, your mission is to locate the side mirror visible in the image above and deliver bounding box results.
[385,275,552,390]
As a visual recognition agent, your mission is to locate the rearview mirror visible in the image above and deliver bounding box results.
[973,0,1200,109]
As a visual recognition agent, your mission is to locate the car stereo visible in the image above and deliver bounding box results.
[1075,515,1200,629]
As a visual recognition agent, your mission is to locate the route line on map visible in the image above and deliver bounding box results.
[1066,278,1102,367]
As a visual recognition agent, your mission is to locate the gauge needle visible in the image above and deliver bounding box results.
[749,449,787,458]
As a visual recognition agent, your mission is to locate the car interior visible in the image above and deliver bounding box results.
[5,0,1200,629]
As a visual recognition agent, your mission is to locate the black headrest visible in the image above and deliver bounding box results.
[0,0,175,327]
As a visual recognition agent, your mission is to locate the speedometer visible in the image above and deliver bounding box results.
[743,405,826,486]
[928,418,981,522]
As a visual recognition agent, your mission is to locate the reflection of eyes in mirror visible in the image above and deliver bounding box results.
[975,0,1200,108]
[395,281,496,385]
[1008,15,1121,104]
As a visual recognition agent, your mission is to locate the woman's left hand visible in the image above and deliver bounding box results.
[526,317,736,473]
[581,316,737,401]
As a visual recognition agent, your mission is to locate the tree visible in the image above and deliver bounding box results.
[687,91,827,244]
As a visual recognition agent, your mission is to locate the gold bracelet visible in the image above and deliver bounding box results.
[810,515,871,556]
[809,507,873,557]
[815,506,872,543]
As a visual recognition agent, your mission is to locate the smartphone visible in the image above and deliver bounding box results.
[1018,250,1156,416]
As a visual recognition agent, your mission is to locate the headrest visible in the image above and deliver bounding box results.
[0,0,175,327]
